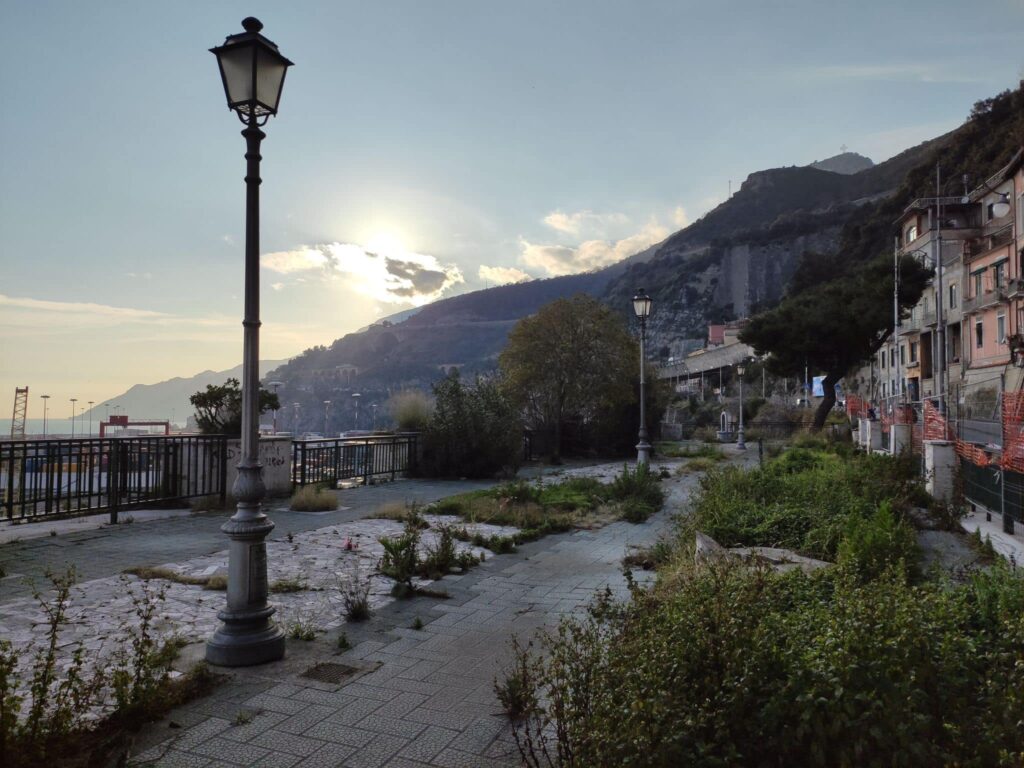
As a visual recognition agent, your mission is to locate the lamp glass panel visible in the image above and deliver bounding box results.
[217,43,256,107]
[255,46,288,112]
[992,196,1011,218]
[633,296,652,318]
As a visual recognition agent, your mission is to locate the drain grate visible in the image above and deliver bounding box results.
[300,662,361,685]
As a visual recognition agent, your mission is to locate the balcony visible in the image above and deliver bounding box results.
[1007,277,1024,299]
[966,223,1014,260]
[962,287,1008,315]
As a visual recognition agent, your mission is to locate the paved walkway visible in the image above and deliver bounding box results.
[0,453,743,767]
[128,500,680,767]
[0,478,497,602]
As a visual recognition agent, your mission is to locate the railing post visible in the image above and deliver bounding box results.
[299,441,307,486]
[218,436,228,506]
[108,442,120,525]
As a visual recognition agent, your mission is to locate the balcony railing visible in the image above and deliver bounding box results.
[967,223,1014,259]
[962,287,1008,315]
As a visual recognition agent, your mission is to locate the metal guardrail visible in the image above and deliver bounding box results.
[0,435,227,522]
[292,433,419,486]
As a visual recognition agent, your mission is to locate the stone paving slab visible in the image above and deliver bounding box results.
[126,488,692,767]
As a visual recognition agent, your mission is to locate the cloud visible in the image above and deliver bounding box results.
[542,209,631,238]
[0,294,170,319]
[672,206,689,228]
[478,265,531,285]
[261,241,463,305]
[271,282,285,291]
[521,219,669,277]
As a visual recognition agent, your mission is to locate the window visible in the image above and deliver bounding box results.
[880,350,886,369]
[910,341,918,363]
[899,346,905,365]
[905,224,918,243]
[976,318,984,349]
[998,314,1007,344]
[882,382,887,398]
[973,270,984,297]
[994,260,1007,289]
[948,283,958,309]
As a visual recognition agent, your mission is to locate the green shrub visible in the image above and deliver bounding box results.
[538,477,605,511]
[620,498,656,523]
[419,525,458,579]
[378,523,420,588]
[387,389,433,432]
[505,560,1024,767]
[290,485,338,512]
[419,374,522,479]
[609,463,665,511]
[837,502,920,583]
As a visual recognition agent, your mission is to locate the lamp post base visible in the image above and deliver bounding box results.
[206,616,285,667]
[636,441,652,467]
[736,430,747,450]
[205,515,285,667]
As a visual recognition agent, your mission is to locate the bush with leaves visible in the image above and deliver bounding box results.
[189,378,280,437]
[387,389,433,432]
[419,373,522,479]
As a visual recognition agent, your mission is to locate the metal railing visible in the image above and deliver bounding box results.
[292,433,419,486]
[1,435,227,523]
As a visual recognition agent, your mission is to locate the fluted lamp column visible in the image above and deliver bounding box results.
[632,288,653,466]
[206,17,293,667]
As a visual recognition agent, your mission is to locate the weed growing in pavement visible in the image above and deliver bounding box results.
[336,633,352,652]
[339,563,372,621]
[233,710,255,726]
[269,578,307,594]
[286,620,318,641]
[412,617,424,630]
[290,485,338,512]
[0,569,214,768]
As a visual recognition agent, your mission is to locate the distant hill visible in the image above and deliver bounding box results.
[810,152,874,175]
[82,360,288,426]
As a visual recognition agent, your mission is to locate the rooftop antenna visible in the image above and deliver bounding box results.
[728,180,732,199]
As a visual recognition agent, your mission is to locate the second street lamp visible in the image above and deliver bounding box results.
[632,289,653,466]
[206,17,293,667]
[736,361,747,450]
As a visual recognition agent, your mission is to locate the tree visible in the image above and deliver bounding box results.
[189,378,280,437]
[499,295,642,459]
[419,373,521,478]
[740,252,932,430]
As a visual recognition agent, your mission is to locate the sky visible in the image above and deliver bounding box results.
[1,0,1023,413]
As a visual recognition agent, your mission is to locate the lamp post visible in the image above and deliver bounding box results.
[323,400,331,437]
[632,288,653,466]
[41,395,50,439]
[88,401,94,437]
[736,362,747,450]
[352,392,361,432]
[292,402,301,433]
[70,398,77,439]
[267,381,283,433]
[371,403,378,430]
[206,17,292,667]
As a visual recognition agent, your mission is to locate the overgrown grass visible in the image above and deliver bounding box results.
[123,566,227,591]
[656,442,727,460]
[290,485,339,512]
[499,442,1024,766]
[679,447,927,562]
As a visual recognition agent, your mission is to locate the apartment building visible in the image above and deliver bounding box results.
[863,150,1023,410]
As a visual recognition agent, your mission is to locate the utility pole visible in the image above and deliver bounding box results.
[934,164,947,416]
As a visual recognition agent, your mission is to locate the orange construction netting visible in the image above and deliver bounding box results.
[1002,391,1024,473]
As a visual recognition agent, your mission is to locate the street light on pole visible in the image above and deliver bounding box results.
[206,17,292,667]
[88,401,94,437]
[70,398,77,439]
[632,288,653,466]
[41,395,50,439]
[352,392,361,431]
[371,403,378,430]
[323,400,331,437]
[267,381,283,433]
[736,361,747,450]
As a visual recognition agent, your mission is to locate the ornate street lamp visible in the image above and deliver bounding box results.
[267,381,283,433]
[736,361,747,450]
[632,289,653,466]
[206,17,292,667]
[352,392,362,431]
